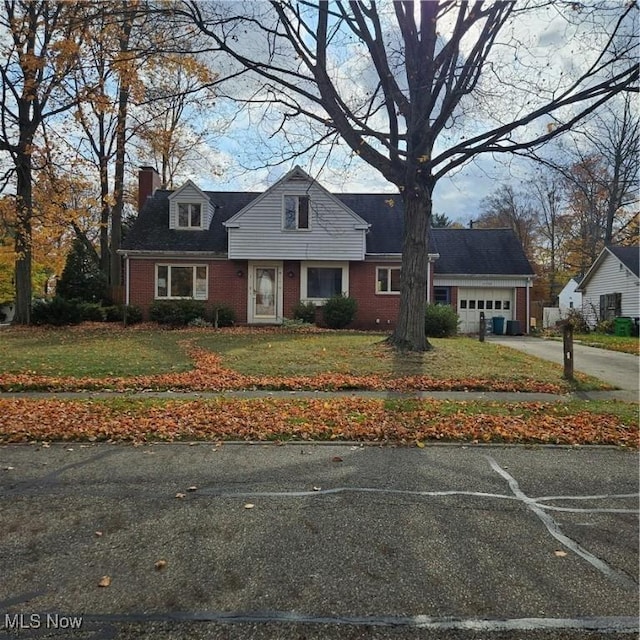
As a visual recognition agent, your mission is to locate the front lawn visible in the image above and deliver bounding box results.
[573,333,639,355]
[0,325,607,393]
[0,325,635,447]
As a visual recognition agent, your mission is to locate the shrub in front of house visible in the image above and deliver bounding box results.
[31,297,83,326]
[323,294,358,329]
[564,308,590,333]
[104,304,143,324]
[211,303,236,327]
[149,300,207,327]
[425,303,459,337]
[292,300,316,324]
[77,302,106,322]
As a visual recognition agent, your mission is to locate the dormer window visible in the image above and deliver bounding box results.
[178,203,202,228]
[283,195,309,230]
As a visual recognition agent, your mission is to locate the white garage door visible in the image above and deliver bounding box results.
[457,288,513,334]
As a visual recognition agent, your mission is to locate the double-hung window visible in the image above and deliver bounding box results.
[376,267,401,294]
[177,203,202,229]
[283,195,310,230]
[156,265,208,300]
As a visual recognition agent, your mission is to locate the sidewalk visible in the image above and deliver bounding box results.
[0,388,635,402]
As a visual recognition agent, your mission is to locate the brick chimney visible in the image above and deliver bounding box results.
[138,166,161,212]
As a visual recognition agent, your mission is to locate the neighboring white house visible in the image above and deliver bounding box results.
[558,276,583,310]
[542,276,584,328]
[576,245,639,327]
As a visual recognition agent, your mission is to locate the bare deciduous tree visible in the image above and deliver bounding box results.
[174,0,637,349]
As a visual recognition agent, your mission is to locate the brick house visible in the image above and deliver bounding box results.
[121,166,535,333]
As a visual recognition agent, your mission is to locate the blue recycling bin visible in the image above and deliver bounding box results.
[492,316,505,335]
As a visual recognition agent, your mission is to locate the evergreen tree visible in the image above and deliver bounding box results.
[56,238,107,303]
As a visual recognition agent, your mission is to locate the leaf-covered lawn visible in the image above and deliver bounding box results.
[0,325,604,393]
[0,397,636,447]
[573,333,640,355]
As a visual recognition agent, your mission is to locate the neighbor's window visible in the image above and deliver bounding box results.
[376,267,401,293]
[156,265,207,300]
[177,203,202,228]
[283,195,310,230]
[599,293,621,320]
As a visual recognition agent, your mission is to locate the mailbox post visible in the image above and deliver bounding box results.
[563,322,574,380]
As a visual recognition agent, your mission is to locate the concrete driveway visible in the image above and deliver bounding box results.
[489,336,639,401]
[1,443,638,639]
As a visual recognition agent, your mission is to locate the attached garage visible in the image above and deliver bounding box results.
[457,287,513,334]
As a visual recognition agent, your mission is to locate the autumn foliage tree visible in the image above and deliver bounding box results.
[177,0,638,350]
[0,0,92,324]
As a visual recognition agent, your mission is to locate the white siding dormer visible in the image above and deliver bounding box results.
[224,166,370,260]
[168,180,215,230]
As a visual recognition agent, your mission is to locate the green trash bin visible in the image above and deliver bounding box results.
[614,317,633,337]
[492,316,505,335]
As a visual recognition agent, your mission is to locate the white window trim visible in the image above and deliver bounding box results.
[300,261,349,303]
[176,202,203,230]
[282,194,311,231]
[376,266,401,295]
[155,264,208,300]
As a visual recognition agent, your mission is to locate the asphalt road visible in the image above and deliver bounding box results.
[489,336,639,401]
[1,443,638,639]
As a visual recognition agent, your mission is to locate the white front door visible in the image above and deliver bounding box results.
[248,262,283,324]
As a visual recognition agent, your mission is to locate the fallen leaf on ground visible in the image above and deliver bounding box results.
[175,492,186,499]
[244,503,255,509]
[332,456,343,462]
[94,531,103,538]
[98,576,111,587]
[554,550,568,557]
[154,559,167,570]
[187,486,197,492]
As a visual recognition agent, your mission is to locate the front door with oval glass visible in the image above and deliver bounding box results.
[248,262,283,323]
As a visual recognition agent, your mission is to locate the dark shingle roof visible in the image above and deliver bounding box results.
[608,245,639,277]
[122,189,534,275]
[123,190,260,254]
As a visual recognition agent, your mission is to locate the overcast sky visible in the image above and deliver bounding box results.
[141,1,635,226]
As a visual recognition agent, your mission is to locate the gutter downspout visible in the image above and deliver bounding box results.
[526,277,531,334]
[426,253,440,304]
[125,254,130,306]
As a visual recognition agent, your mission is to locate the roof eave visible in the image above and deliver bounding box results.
[118,249,229,259]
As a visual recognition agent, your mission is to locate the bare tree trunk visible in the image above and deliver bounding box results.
[109,4,134,289]
[99,154,110,276]
[390,191,433,351]
[109,83,128,288]
[13,150,33,325]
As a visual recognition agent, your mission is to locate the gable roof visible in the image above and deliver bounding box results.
[608,245,639,277]
[224,166,369,229]
[577,245,640,290]
[121,188,534,276]
[167,179,210,202]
